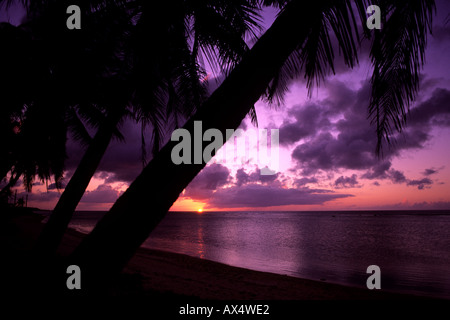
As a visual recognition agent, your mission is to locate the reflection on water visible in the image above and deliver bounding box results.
[197,216,205,259]
[66,210,450,299]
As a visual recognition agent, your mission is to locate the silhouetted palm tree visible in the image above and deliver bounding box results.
[0,7,113,199]
[28,0,262,255]
[69,0,436,288]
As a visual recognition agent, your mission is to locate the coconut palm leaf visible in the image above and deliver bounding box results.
[368,0,435,154]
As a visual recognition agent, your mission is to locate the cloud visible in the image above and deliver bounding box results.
[294,177,318,187]
[422,167,444,176]
[406,178,433,190]
[409,201,450,210]
[287,80,450,192]
[234,167,281,186]
[364,167,434,190]
[334,174,361,189]
[47,182,66,190]
[182,165,353,208]
[24,190,61,203]
[206,184,353,208]
[184,164,231,200]
[235,168,250,186]
[361,161,391,180]
[423,168,438,176]
[376,201,450,210]
[279,104,331,146]
[290,82,381,174]
[80,184,123,203]
[407,88,450,128]
[389,170,407,184]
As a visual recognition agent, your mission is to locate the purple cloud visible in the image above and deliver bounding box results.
[423,168,438,176]
[182,165,353,208]
[184,164,231,200]
[47,182,66,190]
[80,185,123,203]
[389,170,407,184]
[334,174,361,189]
[279,104,331,146]
[407,178,433,190]
[206,184,352,208]
[288,80,450,192]
[361,161,392,180]
[294,177,318,187]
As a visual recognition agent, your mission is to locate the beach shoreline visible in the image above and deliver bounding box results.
[1,209,436,300]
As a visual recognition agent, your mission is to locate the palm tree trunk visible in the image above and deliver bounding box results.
[0,169,22,198]
[0,165,12,184]
[71,0,330,285]
[34,112,122,256]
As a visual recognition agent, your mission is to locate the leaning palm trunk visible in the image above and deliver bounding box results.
[34,112,122,256]
[71,0,329,285]
[0,170,22,199]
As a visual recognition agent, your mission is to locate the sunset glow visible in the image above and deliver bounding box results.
[5,1,450,213]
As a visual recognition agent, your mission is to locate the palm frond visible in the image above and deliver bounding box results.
[66,107,93,148]
[264,0,362,104]
[188,0,262,74]
[368,0,435,154]
[248,104,258,126]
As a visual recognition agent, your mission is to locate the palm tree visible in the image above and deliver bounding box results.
[32,0,262,256]
[69,0,435,288]
[0,10,106,202]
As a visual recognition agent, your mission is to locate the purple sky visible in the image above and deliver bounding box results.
[3,1,450,211]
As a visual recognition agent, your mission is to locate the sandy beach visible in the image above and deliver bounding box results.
[1,210,431,300]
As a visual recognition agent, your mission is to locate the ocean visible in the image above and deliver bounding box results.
[59,210,450,299]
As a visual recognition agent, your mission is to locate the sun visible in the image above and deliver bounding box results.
[197,208,203,213]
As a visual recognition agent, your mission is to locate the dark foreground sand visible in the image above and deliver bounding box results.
[1,210,432,300]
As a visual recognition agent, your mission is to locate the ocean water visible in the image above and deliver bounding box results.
[65,210,450,299]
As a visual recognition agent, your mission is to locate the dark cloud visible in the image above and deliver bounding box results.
[334,174,361,189]
[25,190,60,203]
[279,104,331,146]
[206,184,353,208]
[80,185,122,203]
[288,80,450,192]
[409,201,450,210]
[235,168,250,187]
[378,201,450,210]
[234,167,280,187]
[294,177,318,187]
[290,82,380,174]
[47,182,66,190]
[389,170,407,184]
[361,161,391,180]
[407,178,433,190]
[183,165,352,208]
[363,167,435,190]
[423,168,439,176]
[184,164,230,200]
[407,88,450,128]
